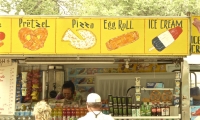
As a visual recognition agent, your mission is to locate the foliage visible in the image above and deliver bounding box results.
[0,0,60,15]
[0,0,200,16]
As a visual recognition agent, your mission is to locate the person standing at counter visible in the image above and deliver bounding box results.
[33,101,52,120]
[78,93,114,120]
[56,81,82,103]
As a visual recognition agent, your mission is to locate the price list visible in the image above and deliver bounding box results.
[0,62,17,115]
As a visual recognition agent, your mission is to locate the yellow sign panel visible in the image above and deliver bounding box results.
[0,18,11,53]
[145,18,189,55]
[11,18,55,54]
[191,16,200,54]
[0,16,190,55]
[101,18,144,54]
[56,18,101,54]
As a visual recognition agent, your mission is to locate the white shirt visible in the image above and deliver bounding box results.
[78,111,114,120]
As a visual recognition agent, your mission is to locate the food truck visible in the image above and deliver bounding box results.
[0,15,200,120]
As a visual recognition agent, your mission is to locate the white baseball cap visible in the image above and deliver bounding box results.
[87,93,101,102]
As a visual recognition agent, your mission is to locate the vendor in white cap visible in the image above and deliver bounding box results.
[78,93,114,120]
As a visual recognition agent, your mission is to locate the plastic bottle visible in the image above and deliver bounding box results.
[161,102,166,116]
[51,108,54,120]
[66,107,71,120]
[54,108,58,120]
[165,103,170,116]
[80,108,85,117]
[151,103,156,116]
[58,108,62,120]
[145,102,151,116]
[136,104,140,116]
[140,103,145,116]
[63,107,67,120]
[75,107,80,119]
[84,108,88,115]
[71,107,75,120]
[132,104,136,116]
[156,102,161,116]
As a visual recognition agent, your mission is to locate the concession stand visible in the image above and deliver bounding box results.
[0,16,193,120]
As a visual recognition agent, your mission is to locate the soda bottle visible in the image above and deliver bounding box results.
[84,108,88,115]
[58,108,63,120]
[54,108,58,120]
[165,102,170,116]
[63,107,67,120]
[140,103,145,116]
[71,107,75,120]
[156,102,161,116]
[161,102,166,116]
[151,103,156,116]
[80,108,85,117]
[75,107,80,119]
[51,108,54,120]
[66,107,71,120]
[145,102,151,116]
[132,104,136,116]
[136,104,140,116]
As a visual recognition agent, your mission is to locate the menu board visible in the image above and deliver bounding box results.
[0,16,190,55]
[0,62,17,115]
[191,16,200,54]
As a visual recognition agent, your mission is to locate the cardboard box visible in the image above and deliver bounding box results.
[146,82,164,88]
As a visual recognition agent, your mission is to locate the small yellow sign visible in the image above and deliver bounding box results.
[100,18,145,54]
[56,18,101,54]
[145,18,189,55]
[0,18,11,53]
[191,16,200,54]
[11,17,56,54]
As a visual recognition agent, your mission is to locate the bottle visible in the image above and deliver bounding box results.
[132,104,136,116]
[15,106,20,117]
[151,103,156,116]
[145,102,151,116]
[156,102,161,116]
[57,108,62,120]
[161,102,166,116]
[106,107,109,115]
[51,108,55,120]
[71,107,75,119]
[165,103,170,116]
[53,108,58,120]
[136,104,140,116]
[63,108,67,120]
[30,107,34,117]
[80,108,85,117]
[66,107,71,120]
[84,108,87,115]
[140,103,145,116]
[75,107,80,119]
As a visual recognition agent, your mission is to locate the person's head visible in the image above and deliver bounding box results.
[33,101,51,120]
[62,81,75,100]
[86,93,102,111]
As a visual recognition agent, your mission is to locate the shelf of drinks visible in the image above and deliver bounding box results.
[112,114,181,119]
[141,88,173,91]
[77,84,95,87]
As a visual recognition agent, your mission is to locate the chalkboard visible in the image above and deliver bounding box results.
[0,62,17,115]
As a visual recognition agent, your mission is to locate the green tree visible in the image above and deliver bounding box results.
[0,0,60,15]
[0,0,200,16]
[80,0,200,16]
